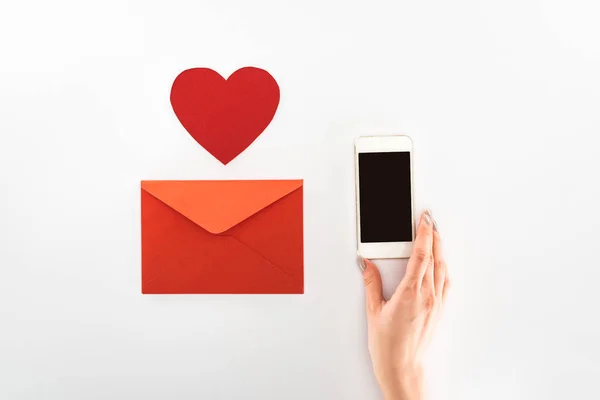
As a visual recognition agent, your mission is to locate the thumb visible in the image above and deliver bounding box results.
[359,256,384,314]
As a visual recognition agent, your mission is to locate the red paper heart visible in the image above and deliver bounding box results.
[170,67,280,165]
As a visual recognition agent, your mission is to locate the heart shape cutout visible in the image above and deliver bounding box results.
[170,67,280,165]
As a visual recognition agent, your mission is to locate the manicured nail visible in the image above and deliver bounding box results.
[357,251,366,272]
[425,209,439,232]
[423,213,432,225]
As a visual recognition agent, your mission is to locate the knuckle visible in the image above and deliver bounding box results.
[434,259,447,270]
[414,248,431,264]
[423,293,437,310]
[363,274,375,287]
[407,280,421,295]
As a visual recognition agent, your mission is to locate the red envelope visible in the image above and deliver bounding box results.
[141,180,303,294]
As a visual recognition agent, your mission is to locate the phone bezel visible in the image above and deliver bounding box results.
[355,135,415,259]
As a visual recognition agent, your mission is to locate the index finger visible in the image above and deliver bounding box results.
[403,211,434,285]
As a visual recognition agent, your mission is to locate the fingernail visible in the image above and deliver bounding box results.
[357,256,366,272]
[425,209,439,232]
[423,213,432,225]
[357,251,366,272]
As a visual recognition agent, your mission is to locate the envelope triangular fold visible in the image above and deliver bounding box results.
[141,180,302,234]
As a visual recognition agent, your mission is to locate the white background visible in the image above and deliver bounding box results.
[1,0,600,399]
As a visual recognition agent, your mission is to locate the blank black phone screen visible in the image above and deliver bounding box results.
[358,152,412,243]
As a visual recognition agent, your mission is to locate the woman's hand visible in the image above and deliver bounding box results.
[359,210,450,400]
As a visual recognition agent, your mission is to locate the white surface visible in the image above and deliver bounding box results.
[355,135,415,259]
[1,1,600,399]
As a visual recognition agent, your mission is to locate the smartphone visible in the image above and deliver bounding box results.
[355,135,414,259]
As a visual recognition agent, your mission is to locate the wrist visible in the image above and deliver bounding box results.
[380,365,424,400]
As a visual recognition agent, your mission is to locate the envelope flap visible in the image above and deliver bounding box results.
[141,180,303,234]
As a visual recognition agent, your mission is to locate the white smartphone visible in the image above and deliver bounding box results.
[355,135,415,259]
